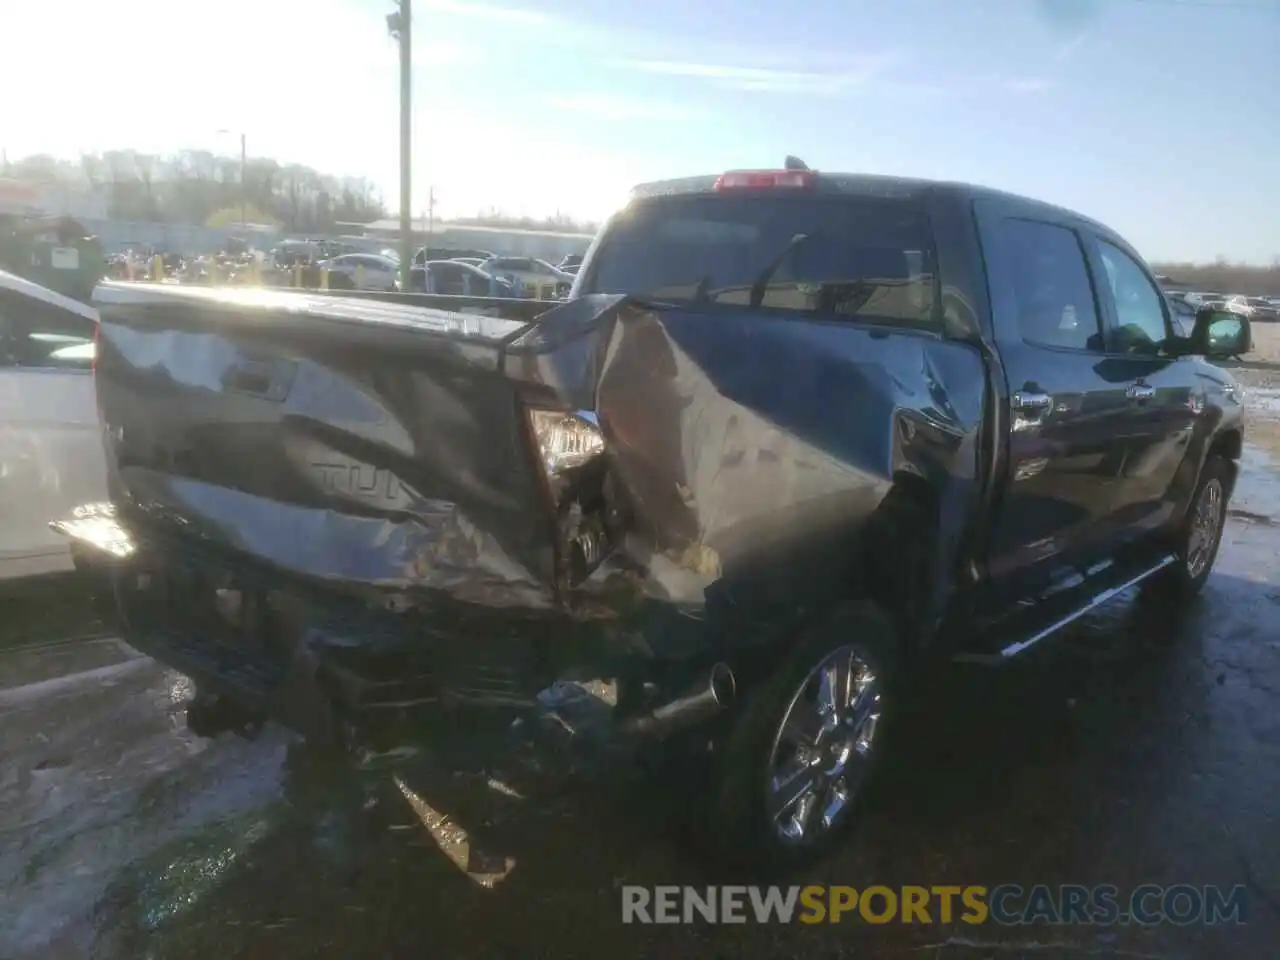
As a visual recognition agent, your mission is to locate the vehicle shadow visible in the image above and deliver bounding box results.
[0,572,109,653]
[1219,356,1280,373]
[86,570,1277,959]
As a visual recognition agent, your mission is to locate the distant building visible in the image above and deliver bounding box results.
[342,217,595,262]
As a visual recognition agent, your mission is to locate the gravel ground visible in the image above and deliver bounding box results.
[1226,320,1280,391]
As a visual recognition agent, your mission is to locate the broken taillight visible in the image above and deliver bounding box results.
[526,409,605,477]
[524,408,609,586]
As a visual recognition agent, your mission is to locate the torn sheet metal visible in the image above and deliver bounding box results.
[89,284,985,677]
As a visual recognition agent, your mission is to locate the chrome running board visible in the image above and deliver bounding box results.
[953,554,1177,666]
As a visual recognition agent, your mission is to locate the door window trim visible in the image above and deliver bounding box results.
[1081,232,1175,357]
[1080,231,1172,358]
[1003,216,1107,356]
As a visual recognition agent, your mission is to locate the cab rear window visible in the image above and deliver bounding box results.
[580,194,938,330]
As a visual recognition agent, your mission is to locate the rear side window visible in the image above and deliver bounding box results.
[1001,219,1102,352]
[504,258,534,271]
[581,194,939,330]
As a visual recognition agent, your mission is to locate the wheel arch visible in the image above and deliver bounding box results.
[847,470,943,661]
[1205,426,1242,495]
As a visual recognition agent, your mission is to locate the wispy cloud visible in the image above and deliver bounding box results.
[1006,77,1054,94]
[618,54,901,96]
[1054,32,1089,63]
[418,0,553,26]
[547,94,702,122]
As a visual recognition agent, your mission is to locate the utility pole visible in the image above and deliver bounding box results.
[388,0,412,290]
[217,129,248,228]
[427,185,435,241]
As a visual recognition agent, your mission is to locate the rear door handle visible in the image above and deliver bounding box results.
[1012,391,1052,412]
[1126,383,1156,402]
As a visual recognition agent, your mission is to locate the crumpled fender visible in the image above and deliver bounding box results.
[508,299,987,655]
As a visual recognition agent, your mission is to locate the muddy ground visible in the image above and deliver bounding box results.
[3,351,1279,959]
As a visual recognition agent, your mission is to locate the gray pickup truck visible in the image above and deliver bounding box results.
[57,162,1249,871]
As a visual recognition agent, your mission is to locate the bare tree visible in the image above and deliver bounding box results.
[5,149,388,229]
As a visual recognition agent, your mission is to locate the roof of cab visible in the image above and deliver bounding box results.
[626,170,1111,235]
[0,268,100,322]
[629,171,943,202]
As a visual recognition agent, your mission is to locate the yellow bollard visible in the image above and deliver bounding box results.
[320,267,329,290]
[294,264,303,288]
[355,265,364,289]
[153,255,164,282]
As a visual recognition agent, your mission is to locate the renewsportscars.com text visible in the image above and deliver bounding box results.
[620,884,1248,926]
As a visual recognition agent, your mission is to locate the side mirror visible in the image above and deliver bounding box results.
[1190,308,1251,360]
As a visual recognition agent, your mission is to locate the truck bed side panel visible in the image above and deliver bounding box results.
[510,303,988,654]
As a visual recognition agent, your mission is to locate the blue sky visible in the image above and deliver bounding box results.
[3,0,1277,262]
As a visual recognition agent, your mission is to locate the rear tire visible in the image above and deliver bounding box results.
[706,602,899,875]
[1144,454,1232,600]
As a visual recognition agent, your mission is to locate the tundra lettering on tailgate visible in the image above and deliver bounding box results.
[308,458,413,508]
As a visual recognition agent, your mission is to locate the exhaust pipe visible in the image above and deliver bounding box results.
[619,662,736,740]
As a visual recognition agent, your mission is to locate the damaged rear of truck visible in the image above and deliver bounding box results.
[59,170,997,867]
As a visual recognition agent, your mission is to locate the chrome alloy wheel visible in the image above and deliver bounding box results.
[1186,478,1225,579]
[765,645,882,846]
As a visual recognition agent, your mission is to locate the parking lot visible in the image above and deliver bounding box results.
[4,344,1280,960]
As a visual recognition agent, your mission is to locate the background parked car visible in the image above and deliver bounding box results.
[410,259,515,296]
[0,269,106,582]
[478,256,574,298]
[411,246,495,266]
[1241,296,1279,321]
[316,253,400,291]
[272,240,324,268]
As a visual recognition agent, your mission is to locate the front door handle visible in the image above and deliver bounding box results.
[1126,383,1156,402]
[1012,391,1052,412]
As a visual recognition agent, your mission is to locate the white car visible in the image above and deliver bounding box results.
[1182,292,1225,308]
[1225,295,1256,317]
[319,253,401,291]
[0,270,107,582]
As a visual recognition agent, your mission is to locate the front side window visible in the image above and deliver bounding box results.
[1167,295,1196,336]
[1097,240,1169,354]
[1002,219,1102,352]
[434,263,467,295]
[464,271,492,296]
